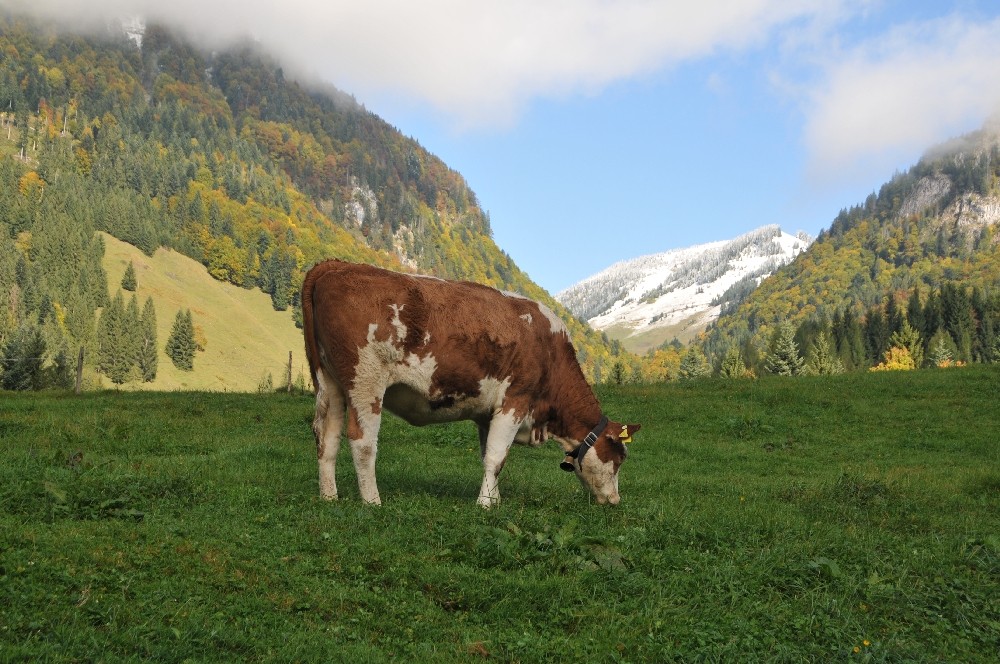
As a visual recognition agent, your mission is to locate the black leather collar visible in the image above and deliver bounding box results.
[560,415,608,472]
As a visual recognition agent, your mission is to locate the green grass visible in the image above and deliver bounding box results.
[2,367,998,661]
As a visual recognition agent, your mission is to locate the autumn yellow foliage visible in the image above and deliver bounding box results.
[870,346,915,372]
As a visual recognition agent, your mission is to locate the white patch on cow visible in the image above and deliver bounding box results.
[580,452,620,505]
[534,302,568,336]
[502,291,566,335]
[551,432,621,504]
[520,313,533,325]
[478,408,521,508]
[313,366,344,501]
[422,331,431,346]
[367,323,379,342]
[477,375,512,408]
[389,304,406,341]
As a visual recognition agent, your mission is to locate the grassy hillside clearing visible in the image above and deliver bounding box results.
[101,233,305,392]
[1,367,998,661]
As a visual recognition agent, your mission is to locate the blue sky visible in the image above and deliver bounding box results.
[357,1,1000,293]
[14,0,1000,294]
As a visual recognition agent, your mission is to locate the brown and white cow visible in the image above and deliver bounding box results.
[301,260,640,507]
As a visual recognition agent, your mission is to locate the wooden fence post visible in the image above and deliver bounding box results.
[287,351,293,393]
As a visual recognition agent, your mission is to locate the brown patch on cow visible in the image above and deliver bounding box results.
[371,397,382,415]
[429,359,483,400]
[346,405,363,441]
[357,445,373,464]
[399,286,429,351]
[595,436,628,471]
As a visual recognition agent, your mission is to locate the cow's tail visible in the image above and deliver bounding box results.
[300,261,328,391]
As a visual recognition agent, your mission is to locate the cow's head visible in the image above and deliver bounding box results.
[561,418,641,505]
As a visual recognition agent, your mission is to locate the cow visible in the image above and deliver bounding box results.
[301,259,640,508]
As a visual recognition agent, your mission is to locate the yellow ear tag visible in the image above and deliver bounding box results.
[619,426,632,444]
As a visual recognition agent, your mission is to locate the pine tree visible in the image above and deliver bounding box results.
[885,295,904,337]
[906,286,925,338]
[765,321,804,376]
[940,283,974,362]
[121,260,137,291]
[137,296,158,382]
[609,360,626,385]
[719,346,751,378]
[888,321,923,369]
[124,294,142,381]
[864,306,890,365]
[802,332,844,375]
[0,323,46,391]
[166,308,195,371]
[928,330,959,367]
[96,291,133,384]
[46,346,74,390]
[834,307,866,370]
[678,347,710,380]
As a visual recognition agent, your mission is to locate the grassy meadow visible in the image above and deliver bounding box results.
[101,233,305,392]
[1,367,998,661]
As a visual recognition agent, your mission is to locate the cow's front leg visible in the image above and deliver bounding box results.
[346,394,384,505]
[478,412,519,508]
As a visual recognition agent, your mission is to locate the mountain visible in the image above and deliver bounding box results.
[556,226,811,353]
[702,117,1000,371]
[0,14,617,388]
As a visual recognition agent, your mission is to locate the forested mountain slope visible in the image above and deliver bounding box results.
[0,14,617,388]
[702,119,1000,373]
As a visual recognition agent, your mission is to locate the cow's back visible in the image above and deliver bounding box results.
[302,260,557,398]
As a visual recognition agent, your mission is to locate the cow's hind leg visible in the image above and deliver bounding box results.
[478,412,520,508]
[346,391,384,505]
[313,368,345,500]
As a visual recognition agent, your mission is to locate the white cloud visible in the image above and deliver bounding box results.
[804,15,1000,181]
[3,0,853,128]
[8,0,998,178]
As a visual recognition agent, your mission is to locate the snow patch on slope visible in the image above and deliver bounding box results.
[556,225,811,341]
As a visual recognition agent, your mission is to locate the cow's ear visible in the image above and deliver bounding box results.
[618,423,641,443]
